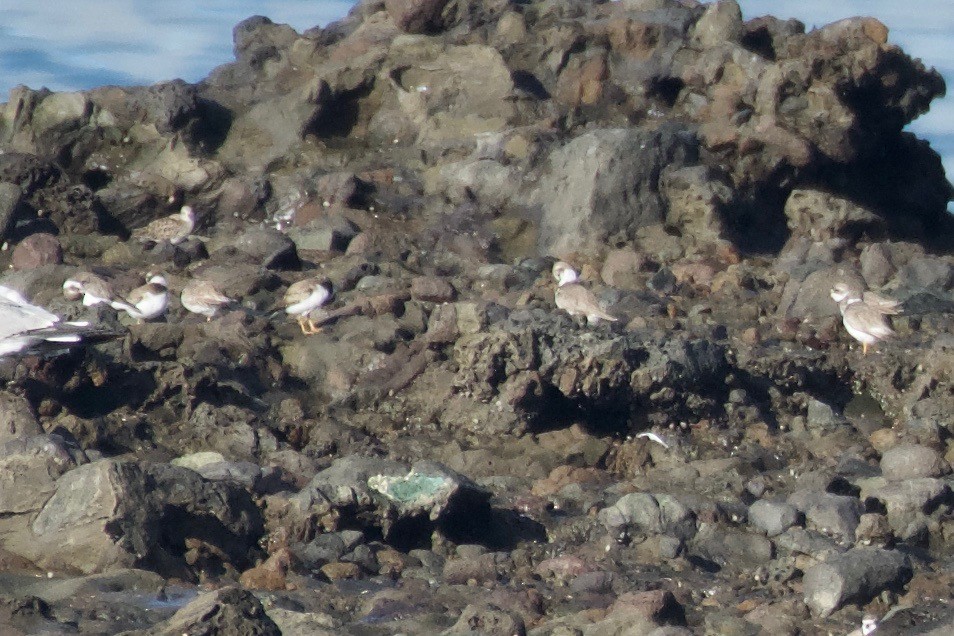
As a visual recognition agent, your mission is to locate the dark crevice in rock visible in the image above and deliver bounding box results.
[309,83,373,140]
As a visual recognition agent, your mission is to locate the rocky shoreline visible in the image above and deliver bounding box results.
[1,0,952,634]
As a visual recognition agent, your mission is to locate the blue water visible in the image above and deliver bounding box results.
[0,0,951,191]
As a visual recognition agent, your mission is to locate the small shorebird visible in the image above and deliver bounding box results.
[282,278,332,334]
[830,282,897,355]
[63,271,127,309]
[132,205,195,245]
[552,261,617,325]
[116,273,170,322]
[180,279,235,320]
[0,285,103,356]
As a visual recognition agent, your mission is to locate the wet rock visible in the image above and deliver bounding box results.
[880,444,950,480]
[135,586,280,636]
[803,547,912,617]
[749,500,801,537]
[11,233,62,270]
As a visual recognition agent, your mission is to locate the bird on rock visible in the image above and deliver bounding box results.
[132,205,195,245]
[552,261,617,325]
[282,277,333,334]
[116,273,170,323]
[180,279,235,320]
[830,281,897,355]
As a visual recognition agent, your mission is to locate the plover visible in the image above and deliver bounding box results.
[552,261,617,325]
[180,279,234,320]
[132,205,195,245]
[830,282,896,355]
[62,271,129,311]
[0,285,102,357]
[116,273,170,322]
[282,278,332,334]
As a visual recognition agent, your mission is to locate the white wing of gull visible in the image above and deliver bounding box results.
[0,285,98,357]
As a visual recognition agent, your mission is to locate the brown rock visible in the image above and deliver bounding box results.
[385,0,448,34]
[321,561,362,581]
[11,233,62,270]
[556,55,608,107]
[410,276,456,302]
[239,547,292,591]
[609,589,684,623]
[869,428,901,453]
[601,248,647,289]
[670,260,717,288]
[607,18,661,59]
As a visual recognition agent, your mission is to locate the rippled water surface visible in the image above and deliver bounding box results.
[1,0,952,186]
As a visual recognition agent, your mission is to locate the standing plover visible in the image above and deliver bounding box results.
[830,282,896,355]
[552,261,617,325]
[0,285,102,356]
[180,279,234,320]
[282,278,332,334]
[116,273,170,322]
[132,205,195,245]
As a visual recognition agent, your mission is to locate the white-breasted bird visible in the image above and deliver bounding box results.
[0,285,104,357]
[180,279,235,320]
[282,278,333,334]
[62,271,130,311]
[552,261,617,325]
[830,281,897,355]
[132,205,195,245]
[116,273,170,322]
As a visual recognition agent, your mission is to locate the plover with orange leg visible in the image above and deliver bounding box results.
[180,279,234,320]
[116,273,170,322]
[132,205,195,245]
[282,278,333,334]
[0,285,105,357]
[552,261,617,325]
[830,282,896,355]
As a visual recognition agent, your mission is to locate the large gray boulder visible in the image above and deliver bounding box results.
[803,547,912,617]
[530,125,698,256]
[1,459,263,577]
